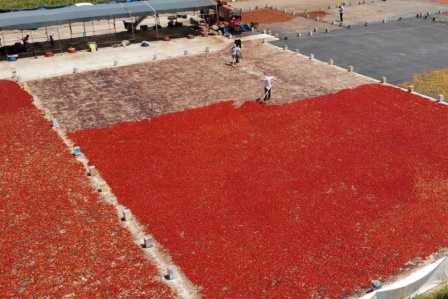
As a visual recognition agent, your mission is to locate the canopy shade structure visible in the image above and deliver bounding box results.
[0,10,56,30]
[147,0,216,14]
[0,0,216,31]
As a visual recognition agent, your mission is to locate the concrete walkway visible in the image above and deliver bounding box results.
[0,33,270,82]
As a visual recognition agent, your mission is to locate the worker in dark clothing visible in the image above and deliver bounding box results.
[22,35,30,50]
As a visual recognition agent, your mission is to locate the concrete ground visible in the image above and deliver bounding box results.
[0,34,236,82]
[0,14,229,81]
[270,16,448,85]
[235,0,448,86]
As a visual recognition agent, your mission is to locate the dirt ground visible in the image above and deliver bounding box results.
[242,8,297,24]
[237,0,448,26]
[242,8,328,32]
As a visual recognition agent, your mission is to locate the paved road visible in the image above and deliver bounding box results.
[270,16,448,85]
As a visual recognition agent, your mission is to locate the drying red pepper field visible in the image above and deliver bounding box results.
[0,80,175,298]
[67,83,448,298]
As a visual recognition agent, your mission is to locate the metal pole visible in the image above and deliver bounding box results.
[83,21,86,40]
[155,14,158,41]
[140,1,156,41]
[57,24,63,55]
[108,18,113,47]
[132,20,135,41]
[1,30,8,58]
[216,4,219,25]
[27,29,35,56]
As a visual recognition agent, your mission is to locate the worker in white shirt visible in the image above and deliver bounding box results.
[263,75,275,101]
[339,5,344,22]
[230,44,241,66]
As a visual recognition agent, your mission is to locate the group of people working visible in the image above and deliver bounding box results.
[21,34,54,51]
[229,42,275,101]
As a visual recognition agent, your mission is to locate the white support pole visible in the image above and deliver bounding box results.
[88,166,98,176]
[144,235,154,248]
[166,267,178,280]
[122,209,132,221]
[51,119,59,128]
[99,181,109,192]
